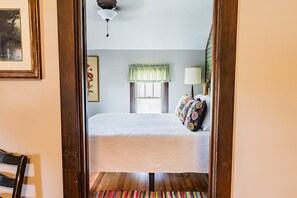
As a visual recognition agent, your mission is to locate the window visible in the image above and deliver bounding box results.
[130,82,168,113]
[136,82,162,113]
[128,64,170,113]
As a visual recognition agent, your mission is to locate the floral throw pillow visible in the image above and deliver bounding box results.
[180,99,195,123]
[185,99,208,132]
[184,100,200,127]
[175,95,191,118]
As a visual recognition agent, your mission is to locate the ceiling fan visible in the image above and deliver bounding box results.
[96,0,119,37]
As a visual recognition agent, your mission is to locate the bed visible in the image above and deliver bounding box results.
[88,113,210,175]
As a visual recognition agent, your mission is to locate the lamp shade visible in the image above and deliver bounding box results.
[184,67,202,85]
[97,9,118,21]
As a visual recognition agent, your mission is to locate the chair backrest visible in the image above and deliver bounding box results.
[0,149,27,198]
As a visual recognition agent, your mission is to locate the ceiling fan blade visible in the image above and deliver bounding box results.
[114,6,122,11]
[96,0,117,9]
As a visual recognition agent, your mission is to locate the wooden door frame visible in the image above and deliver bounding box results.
[57,0,238,197]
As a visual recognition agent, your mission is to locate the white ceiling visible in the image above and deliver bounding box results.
[86,0,213,50]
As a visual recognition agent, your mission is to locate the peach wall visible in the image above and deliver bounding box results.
[233,0,297,197]
[1,0,297,197]
[0,0,63,197]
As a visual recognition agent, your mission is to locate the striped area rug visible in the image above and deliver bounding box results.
[93,190,207,198]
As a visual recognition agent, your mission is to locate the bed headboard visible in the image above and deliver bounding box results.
[205,28,213,84]
[204,28,213,95]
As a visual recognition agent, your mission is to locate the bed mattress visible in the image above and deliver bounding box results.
[88,113,210,173]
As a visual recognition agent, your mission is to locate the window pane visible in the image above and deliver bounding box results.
[137,82,145,97]
[154,83,161,97]
[145,82,153,98]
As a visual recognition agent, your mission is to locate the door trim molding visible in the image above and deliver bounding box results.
[57,0,88,197]
[209,0,238,197]
[57,0,238,197]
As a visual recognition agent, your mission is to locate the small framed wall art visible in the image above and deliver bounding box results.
[87,56,99,102]
[0,0,41,79]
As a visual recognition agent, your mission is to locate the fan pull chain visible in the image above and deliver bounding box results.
[106,19,110,37]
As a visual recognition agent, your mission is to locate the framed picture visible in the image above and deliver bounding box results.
[87,56,99,102]
[0,0,41,79]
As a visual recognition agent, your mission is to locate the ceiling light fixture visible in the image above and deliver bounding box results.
[97,9,117,37]
[96,0,118,37]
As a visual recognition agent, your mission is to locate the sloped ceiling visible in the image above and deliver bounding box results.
[86,0,213,50]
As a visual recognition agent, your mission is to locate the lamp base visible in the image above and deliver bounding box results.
[203,83,209,95]
[191,84,194,98]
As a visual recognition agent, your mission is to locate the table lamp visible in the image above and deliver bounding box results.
[184,67,202,97]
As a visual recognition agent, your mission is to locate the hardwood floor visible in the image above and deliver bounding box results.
[90,172,208,196]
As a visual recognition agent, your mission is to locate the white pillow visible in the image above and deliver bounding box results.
[194,94,203,100]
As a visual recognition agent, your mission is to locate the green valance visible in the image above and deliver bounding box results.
[129,64,170,82]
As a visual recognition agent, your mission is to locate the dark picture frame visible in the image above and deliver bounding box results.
[0,0,41,79]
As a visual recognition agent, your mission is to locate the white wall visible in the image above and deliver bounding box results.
[87,50,205,116]
[0,0,63,197]
[232,0,297,197]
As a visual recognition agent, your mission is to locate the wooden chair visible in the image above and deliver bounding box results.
[0,149,27,198]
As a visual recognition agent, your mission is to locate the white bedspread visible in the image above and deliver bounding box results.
[88,113,210,173]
